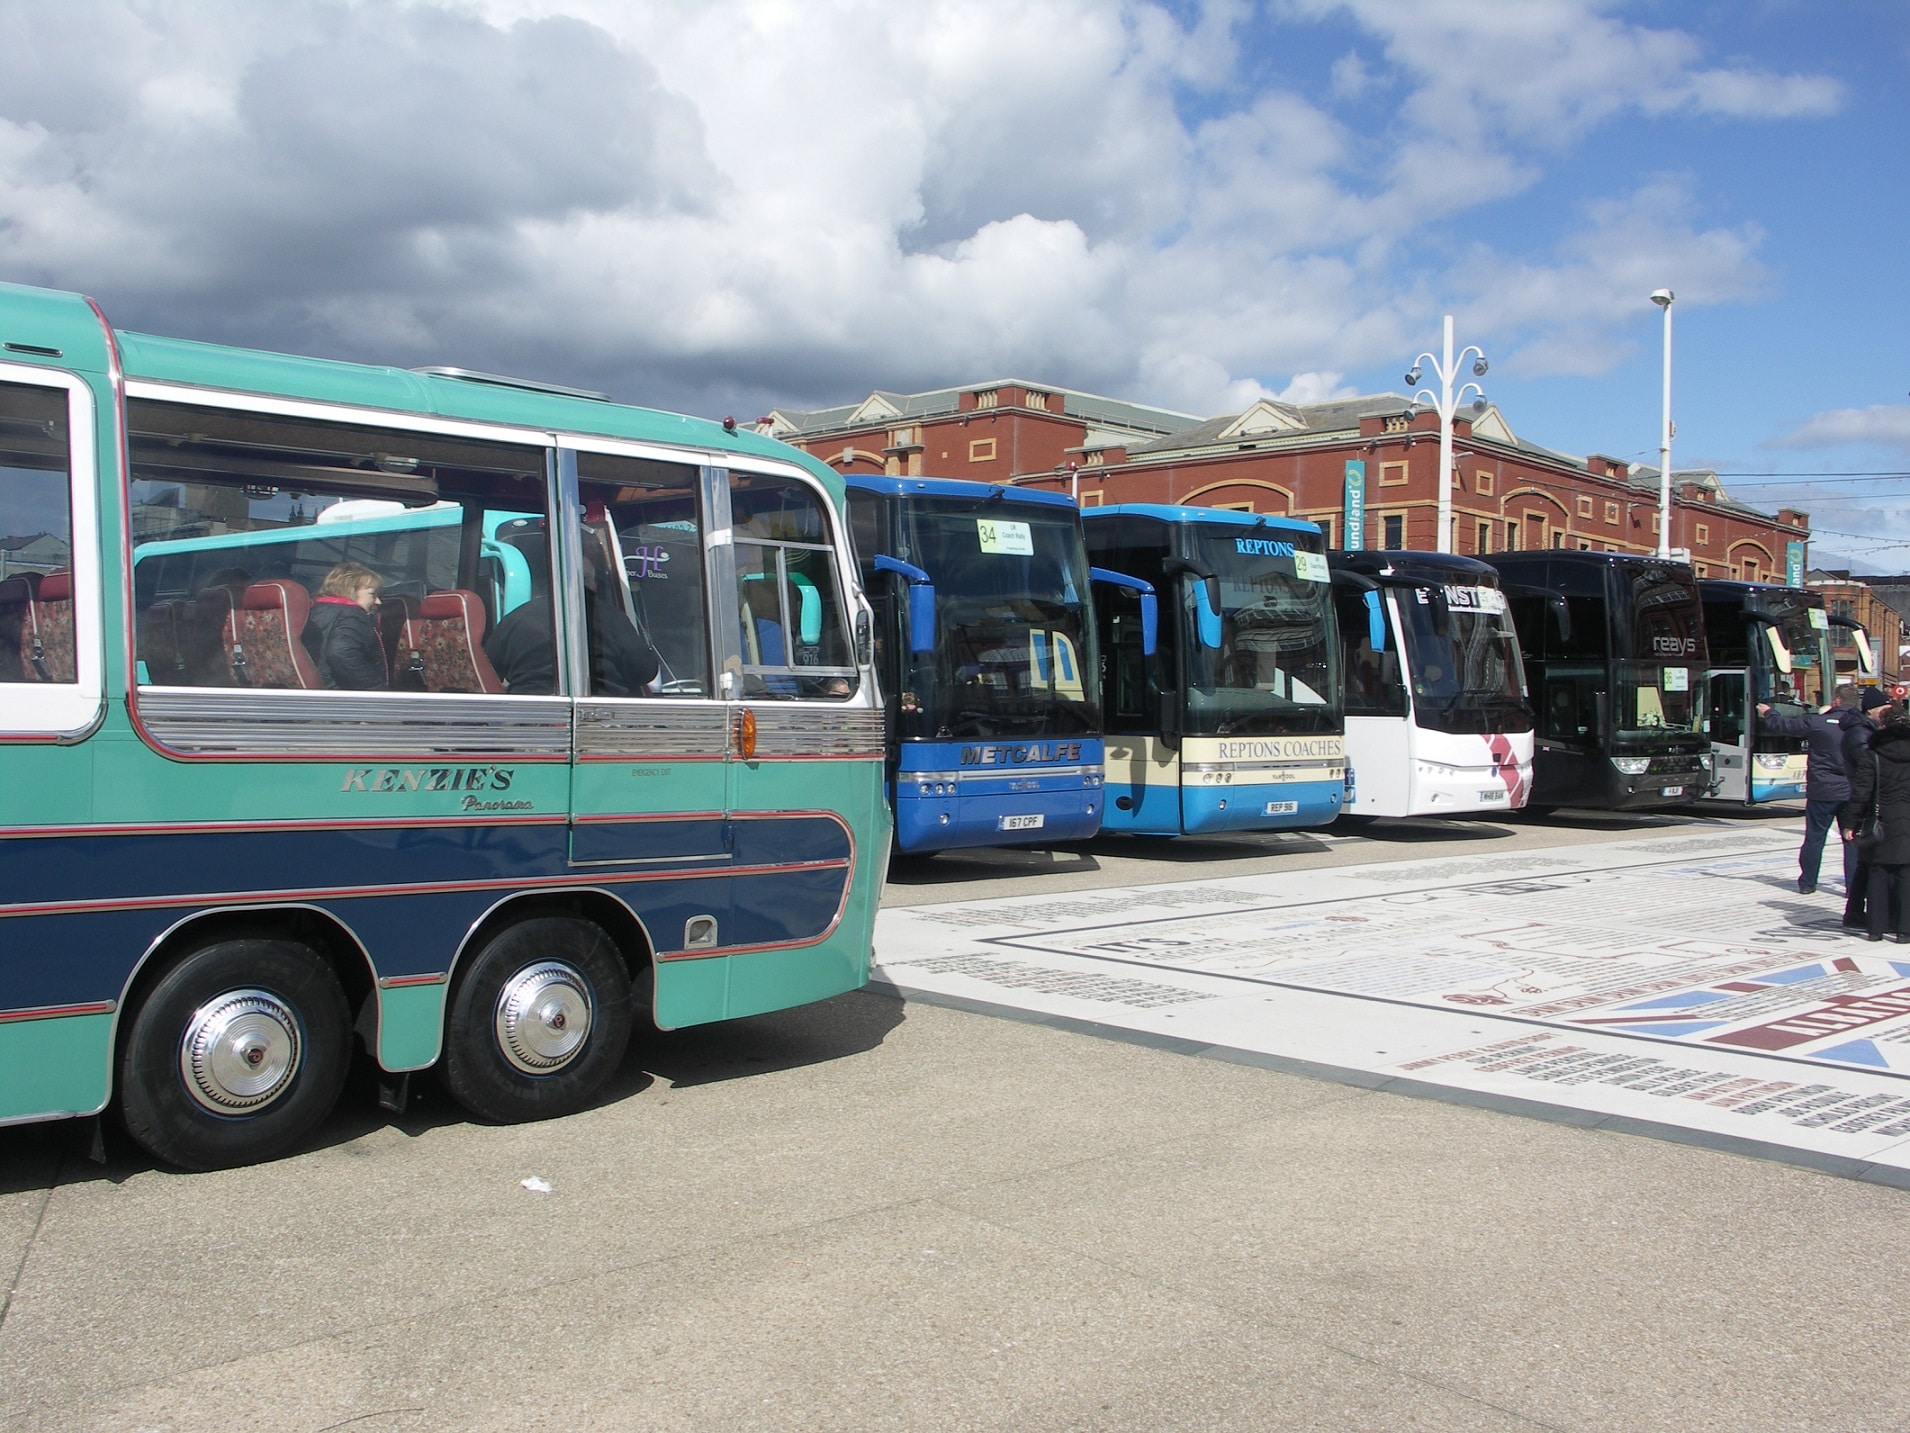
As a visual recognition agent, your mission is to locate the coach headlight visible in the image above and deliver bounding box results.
[1611,756,1650,776]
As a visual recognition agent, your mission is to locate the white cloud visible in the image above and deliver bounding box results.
[1328,50,1376,101]
[0,0,1847,421]
[1278,371,1358,404]
[1288,0,1843,146]
[1771,406,1910,455]
[1453,176,1769,379]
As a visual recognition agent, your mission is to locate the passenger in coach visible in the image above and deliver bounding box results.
[487,534,660,702]
[302,560,390,691]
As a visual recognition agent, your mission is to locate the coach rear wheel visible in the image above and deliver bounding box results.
[440,917,634,1124]
[118,939,351,1171]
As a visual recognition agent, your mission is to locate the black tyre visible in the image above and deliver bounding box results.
[118,938,351,1172]
[440,917,633,1124]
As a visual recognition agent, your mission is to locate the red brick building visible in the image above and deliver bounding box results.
[763,379,1810,582]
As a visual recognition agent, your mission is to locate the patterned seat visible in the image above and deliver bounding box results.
[224,580,321,689]
[139,599,189,684]
[400,589,503,694]
[25,570,76,682]
[0,573,35,683]
[184,584,244,686]
[376,592,419,688]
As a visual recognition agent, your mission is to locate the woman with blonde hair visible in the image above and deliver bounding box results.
[302,560,389,690]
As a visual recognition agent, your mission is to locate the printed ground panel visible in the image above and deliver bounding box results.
[873,825,1910,1181]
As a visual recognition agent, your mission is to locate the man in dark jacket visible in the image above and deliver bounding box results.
[1759,682,1865,894]
[1841,688,1894,927]
[1840,707,1910,941]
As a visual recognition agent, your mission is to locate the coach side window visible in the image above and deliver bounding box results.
[128,399,553,696]
[729,470,857,700]
[572,453,711,697]
[0,381,75,685]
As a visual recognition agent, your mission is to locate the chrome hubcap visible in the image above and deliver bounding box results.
[179,989,302,1113]
[493,962,592,1073]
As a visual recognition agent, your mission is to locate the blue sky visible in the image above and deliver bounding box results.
[1,0,1904,567]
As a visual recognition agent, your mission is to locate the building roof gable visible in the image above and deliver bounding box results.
[1216,398,1305,439]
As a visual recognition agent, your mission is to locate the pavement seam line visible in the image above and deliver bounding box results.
[0,1152,62,1341]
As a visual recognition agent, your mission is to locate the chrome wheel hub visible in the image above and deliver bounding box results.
[179,989,302,1113]
[493,962,592,1074]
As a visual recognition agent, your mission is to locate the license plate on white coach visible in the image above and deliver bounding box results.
[998,813,1045,831]
[1477,789,1506,802]
[1263,800,1299,816]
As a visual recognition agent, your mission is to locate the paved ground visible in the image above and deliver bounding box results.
[6,806,1910,1431]
[879,811,1910,1183]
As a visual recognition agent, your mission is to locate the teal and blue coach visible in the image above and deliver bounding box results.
[0,280,891,1169]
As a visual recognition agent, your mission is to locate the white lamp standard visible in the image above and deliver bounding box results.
[1650,288,1674,559]
[1405,314,1488,554]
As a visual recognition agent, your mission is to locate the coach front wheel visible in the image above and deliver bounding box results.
[118,938,352,1171]
[440,917,634,1125]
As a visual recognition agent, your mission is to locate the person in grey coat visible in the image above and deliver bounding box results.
[1840,707,1910,942]
[1759,682,1865,894]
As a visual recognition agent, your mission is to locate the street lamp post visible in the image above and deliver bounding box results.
[1650,288,1674,559]
[1406,314,1487,554]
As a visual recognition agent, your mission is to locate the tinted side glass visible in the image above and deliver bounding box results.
[128,400,552,695]
[729,470,856,700]
[577,452,710,697]
[0,382,73,684]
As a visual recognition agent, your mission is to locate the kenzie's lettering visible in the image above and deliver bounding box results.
[342,766,517,794]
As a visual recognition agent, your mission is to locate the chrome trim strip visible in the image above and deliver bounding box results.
[567,852,733,868]
[1,858,852,920]
[951,763,1099,783]
[1184,759,1345,776]
[135,689,572,757]
[751,706,884,758]
[123,378,558,449]
[0,1000,117,1024]
[576,701,729,757]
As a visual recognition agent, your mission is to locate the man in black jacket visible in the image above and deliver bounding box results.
[1840,706,1910,941]
[1840,688,1894,926]
[1759,682,1865,894]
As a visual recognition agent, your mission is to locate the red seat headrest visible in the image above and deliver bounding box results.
[417,589,487,641]
[34,570,70,601]
[242,580,303,610]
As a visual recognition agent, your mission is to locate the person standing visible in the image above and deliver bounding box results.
[1842,688,1894,928]
[1758,682,1866,894]
[1841,706,1910,942]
